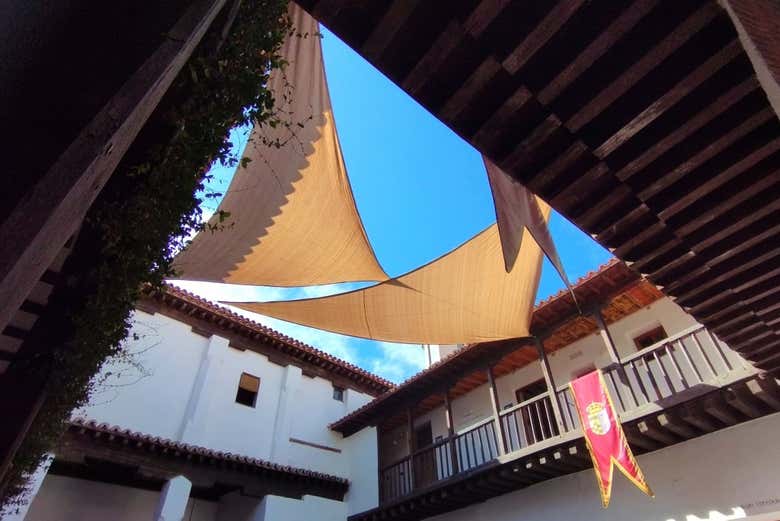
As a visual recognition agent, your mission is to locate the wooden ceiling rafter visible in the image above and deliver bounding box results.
[299,0,780,371]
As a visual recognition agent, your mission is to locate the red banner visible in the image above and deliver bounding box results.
[570,370,653,507]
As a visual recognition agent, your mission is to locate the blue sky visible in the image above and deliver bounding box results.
[172,28,612,383]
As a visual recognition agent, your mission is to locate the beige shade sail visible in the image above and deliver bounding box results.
[228,205,549,344]
[173,4,387,286]
[484,158,575,304]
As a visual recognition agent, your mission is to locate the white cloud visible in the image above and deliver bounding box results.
[367,342,427,383]
[166,280,425,383]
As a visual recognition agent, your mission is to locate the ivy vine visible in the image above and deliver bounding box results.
[1,0,291,509]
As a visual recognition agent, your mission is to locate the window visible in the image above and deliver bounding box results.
[514,379,547,403]
[633,325,668,350]
[235,373,260,407]
[332,385,345,402]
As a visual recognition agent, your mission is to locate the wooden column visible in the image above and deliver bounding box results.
[593,308,622,364]
[443,389,459,474]
[406,408,415,490]
[593,308,638,408]
[534,337,566,434]
[486,366,507,456]
[0,0,227,337]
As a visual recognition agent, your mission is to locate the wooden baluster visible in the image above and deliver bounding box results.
[677,336,704,383]
[705,328,734,373]
[665,343,689,389]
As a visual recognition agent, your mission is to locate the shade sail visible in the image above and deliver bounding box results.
[228,206,549,344]
[173,4,387,286]
[484,158,575,302]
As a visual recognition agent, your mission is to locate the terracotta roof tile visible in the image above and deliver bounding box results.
[143,283,394,395]
[69,418,347,484]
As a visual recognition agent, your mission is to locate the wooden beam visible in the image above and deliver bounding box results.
[440,57,502,124]
[593,309,640,410]
[566,3,719,132]
[463,0,510,39]
[538,0,659,104]
[637,108,775,200]
[596,39,743,158]
[361,0,422,62]
[660,138,780,221]
[401,20,464,95]
[0,0,227,337]
[534,337,566,434]
[406,408,415,487]
[0,0,228,487]
[486,367,507,456]
[443,390,459,474]
[502,0,586,75]
[615,77,759,182]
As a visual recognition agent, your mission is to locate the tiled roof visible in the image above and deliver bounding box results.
[141,283,394,395]
[68,418,348,485]
[329,259,652,434]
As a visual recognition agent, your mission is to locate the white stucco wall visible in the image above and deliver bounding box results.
[260,494,347,521]
[82,310,209,440]
[214,493,348,521]
[68,307,378,500]
[23,476,217,521]
[428,411,780,521]
[344,426,379,515]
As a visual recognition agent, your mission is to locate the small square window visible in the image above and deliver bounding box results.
[332,385,345,402]
[235,373,260,407]
[633,325,668,351]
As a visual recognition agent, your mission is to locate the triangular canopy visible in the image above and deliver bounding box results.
[228,202,549,344]
[484,158,575,304]
[173,4,387,286]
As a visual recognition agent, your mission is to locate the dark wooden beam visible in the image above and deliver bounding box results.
[0,0,228,337]
[566,3,719,132]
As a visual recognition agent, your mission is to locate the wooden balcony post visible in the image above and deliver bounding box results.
[593,308,639,409]
[486,366,507,456]
[534,336,566,434]
[593,308,622,364]
[406,408,415,490]
[443,389,459,474]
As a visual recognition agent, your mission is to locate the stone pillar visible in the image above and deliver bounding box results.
[153,475,191,521]
[269,364,302,463]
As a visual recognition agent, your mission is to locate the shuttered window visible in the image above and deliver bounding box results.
[235,373,260,407]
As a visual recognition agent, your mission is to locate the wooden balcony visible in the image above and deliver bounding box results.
[371,326,769,516]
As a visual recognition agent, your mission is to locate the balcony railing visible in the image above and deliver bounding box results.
[556,325,753,428]
[379,325,754,504]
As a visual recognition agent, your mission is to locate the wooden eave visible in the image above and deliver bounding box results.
[298,0,780,371]
[56,419,349,501]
